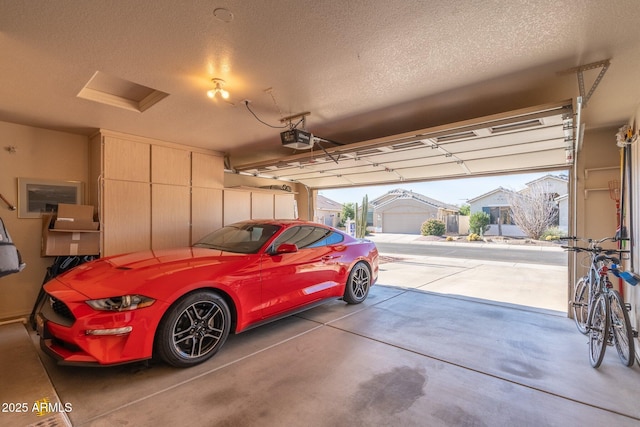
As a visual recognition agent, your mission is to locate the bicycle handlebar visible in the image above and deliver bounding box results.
[595,254,620,265]
[560,245,629,255]
[562,235,638,287]
[562,236,621,244]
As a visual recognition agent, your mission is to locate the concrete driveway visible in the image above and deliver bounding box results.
[368,233,568,313]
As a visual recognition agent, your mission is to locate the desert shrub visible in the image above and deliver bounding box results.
[421,219,446,236]
[541,227,566,241]
[469,212,490,235]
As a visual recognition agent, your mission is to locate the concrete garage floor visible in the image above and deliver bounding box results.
[2,248,640,426]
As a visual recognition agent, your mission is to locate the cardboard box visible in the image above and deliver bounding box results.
[53,204,99,231]
[42,213,100,256]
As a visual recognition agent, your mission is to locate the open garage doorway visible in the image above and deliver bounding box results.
[234,101,578,314]
[318,170,570,314]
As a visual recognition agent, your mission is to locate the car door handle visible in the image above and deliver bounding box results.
[321,255,340,261]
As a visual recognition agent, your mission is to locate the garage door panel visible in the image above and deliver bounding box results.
[440,125,565,154]
[466,149,568,173]
[399,162,467,180]
[362,146,442,164]
[455,138,566,160]
[348,170,405,184]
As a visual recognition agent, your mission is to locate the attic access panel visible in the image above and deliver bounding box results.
[234,100,574,189]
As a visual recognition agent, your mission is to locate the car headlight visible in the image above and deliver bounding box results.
[86,295,155,311]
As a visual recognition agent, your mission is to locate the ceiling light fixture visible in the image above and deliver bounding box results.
[207,78,229,100]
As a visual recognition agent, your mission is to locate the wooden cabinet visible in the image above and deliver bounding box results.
[223,189,251,225]
[251,192,274,219]
[192,187,223,242]
[223,187,297,225]
[92,131,298,256]
[151,145,191,185]
[102,180,151,255]
[192,152,224,188]
[152,184,191,250]
[275,193,296,218]
[93,131,224,256]
[103,137,150,182]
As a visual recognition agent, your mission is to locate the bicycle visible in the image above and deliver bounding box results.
[564,237,637,368]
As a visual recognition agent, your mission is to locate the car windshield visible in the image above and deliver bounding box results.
[193,223,281,254]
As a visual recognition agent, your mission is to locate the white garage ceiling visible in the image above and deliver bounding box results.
[235,101,573,188]
[1,1,639,185]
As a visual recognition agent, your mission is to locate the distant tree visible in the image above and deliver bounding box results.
[507,182,558,240]
[459,204,471,216]
[342,202,355,222]
[469,212,490,236]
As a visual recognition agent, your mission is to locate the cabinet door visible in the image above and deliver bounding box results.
[192,152,223,188]
[223,190,251,225]
[103,137,150,182]
[152,145,191,186]
[275,193,296,219]
[103,180,151,256]
[152,184,191,250]
[192,187,223,242]
[251,192,274,219]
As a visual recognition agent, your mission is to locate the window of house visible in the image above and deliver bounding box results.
[484,206,514,225]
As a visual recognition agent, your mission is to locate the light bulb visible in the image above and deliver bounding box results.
[207,78,230,100]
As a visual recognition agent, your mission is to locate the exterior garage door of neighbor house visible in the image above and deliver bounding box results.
[382,212,431,234]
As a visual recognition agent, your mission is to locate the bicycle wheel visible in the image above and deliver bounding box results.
[609,290,635,367]
[572,277,589,334]
[588,293,610,368]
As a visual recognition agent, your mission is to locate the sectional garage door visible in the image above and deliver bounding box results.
[233,101,574,190]
[382,213,430,234]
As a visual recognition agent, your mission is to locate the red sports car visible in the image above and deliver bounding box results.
[36,220,378,367]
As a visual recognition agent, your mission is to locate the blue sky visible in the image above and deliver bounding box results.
[319,170,567,206]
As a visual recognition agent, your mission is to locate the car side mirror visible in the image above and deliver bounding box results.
[273,243,298,254]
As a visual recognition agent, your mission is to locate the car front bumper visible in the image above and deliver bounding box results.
[36,280,163,366]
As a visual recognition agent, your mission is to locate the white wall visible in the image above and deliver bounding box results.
[0,121,89,320]
[469,189,510,214]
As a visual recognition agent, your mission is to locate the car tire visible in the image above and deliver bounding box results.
[155,291,231,368]
[343,261,371,304]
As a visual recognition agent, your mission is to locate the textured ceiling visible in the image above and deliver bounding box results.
[1,1,639,184]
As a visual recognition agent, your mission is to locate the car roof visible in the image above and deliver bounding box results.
[233,219,334,228]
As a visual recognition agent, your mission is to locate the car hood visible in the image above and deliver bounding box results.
[51,247,254,299]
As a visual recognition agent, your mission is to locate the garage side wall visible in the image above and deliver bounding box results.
[628,106,640,356]
[571,126,622,313]
[575,127,621,242]
[0,121,90,320]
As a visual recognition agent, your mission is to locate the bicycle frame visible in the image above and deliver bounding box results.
[565,236,635,367]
